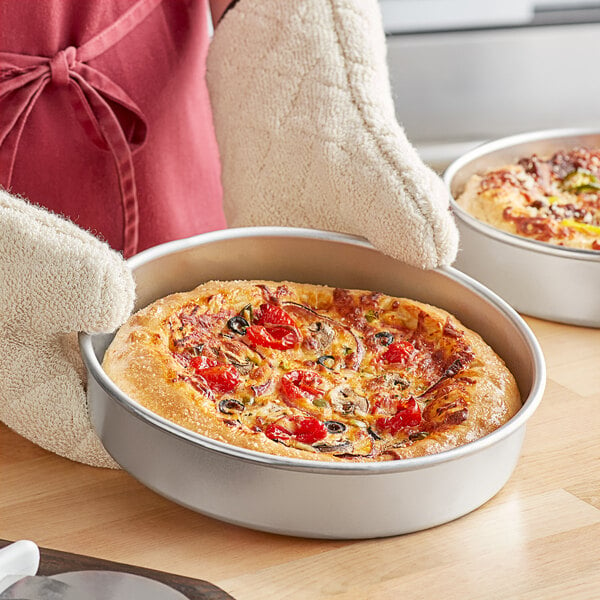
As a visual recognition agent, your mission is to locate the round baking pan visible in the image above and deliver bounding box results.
[444,128,600,327]
[80,228,545,539]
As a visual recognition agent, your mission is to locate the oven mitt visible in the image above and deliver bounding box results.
[0,189,135,468]
[206,0,458,269]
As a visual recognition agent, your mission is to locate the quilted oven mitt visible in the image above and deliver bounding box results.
[0,189,135,468]
[207,0,459,269]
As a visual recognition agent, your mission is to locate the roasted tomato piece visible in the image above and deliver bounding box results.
[194,364,240,394]
[376,397,422,434]
[370,392,400,416]
[265,416,327,445]
[255,303,297,327]
[245,304,301,350]
[189,355,218,371]
[245,324,300,350]
[281,370,324,403]
[381,340,415,364]
[264,422,292,442]
[292,416,328,444]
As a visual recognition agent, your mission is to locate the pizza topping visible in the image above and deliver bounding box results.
[370,392,407,417]
[264,422,292,442]
[442,406,468,425]
[344,331,365,370]
[227,316,249,335]
[251,379,273,397]
[550,148,600,179]
[171,308,230,350]
[561,219,600,237]
[381,340,415,365]
[246,324,300,350]
[255,303,296,328]
[518,154,553,195]
[502,208,564,241]
[306,321,336,351]
[548,202,588,221]
[217,337,259,373]
[425,397,469,426]
[189,343,205,356]
[442,319,463,339]
[417,358,467,399]
[245,303,301,350]
[198,366,241,394]
[281,370,324,406]
[313,441,353,453]
[561,168,600,193]
[334,432,374,457]
[366,373,410,395]
[219,398,246,414]
[367,427,382,440]
[220,351,255,375]
[264,415,328,445]
[316,355,336,369]
[177,373,215,399]
[190,358,241,394]
[189,355,217,370]
[328,384,369,415]
[375,397,422,434]
[374,331,394,346]
[324,420,347,434]
[480,168,532,198]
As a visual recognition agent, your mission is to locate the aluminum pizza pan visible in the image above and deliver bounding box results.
[80,227,545,539]
[443,128,600,327]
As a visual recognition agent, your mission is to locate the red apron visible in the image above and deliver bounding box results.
[0,0,226,257]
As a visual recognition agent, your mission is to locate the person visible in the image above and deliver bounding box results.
[0,0,459,467]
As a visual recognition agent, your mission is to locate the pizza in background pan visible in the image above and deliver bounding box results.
[103,280,521,462]
[456,147,600,250]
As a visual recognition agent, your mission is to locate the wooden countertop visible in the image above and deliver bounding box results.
[1,315,599,599]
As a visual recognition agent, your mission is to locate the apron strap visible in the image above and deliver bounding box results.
[78,0,164,64]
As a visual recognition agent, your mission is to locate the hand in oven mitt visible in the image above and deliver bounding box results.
[207,0,458,269]
[0,189,135,468]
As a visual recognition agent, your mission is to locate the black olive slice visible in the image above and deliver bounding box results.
[218,399,245,414]
[324,420,347,434]
[317,355,335,369]
[227,316,249,335]
[374,331,394,346]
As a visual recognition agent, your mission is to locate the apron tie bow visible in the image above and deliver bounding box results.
[0,0,163,256]
[49,47,75,87]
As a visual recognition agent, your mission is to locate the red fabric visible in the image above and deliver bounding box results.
[0,0,226,257]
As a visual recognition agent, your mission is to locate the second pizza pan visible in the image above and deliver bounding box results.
[80,228,545,539]
[443,128,600,328]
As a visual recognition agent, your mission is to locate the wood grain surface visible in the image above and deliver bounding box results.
[1,315,599,600]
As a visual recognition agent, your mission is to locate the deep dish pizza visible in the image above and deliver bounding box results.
[456,147,600,250]
[103,280,520,462]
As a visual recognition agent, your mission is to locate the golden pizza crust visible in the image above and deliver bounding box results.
[103,280,521,462]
